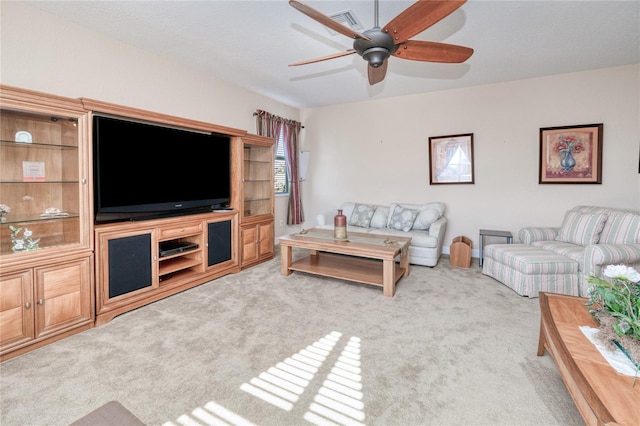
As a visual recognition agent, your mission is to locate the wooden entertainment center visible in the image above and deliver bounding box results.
[0,85,275,360]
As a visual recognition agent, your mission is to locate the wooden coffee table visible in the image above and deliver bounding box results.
[279,229,411,297]
[538,292,640,425]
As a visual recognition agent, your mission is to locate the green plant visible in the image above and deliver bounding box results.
[586,264,640,386]
[586,265,640,341]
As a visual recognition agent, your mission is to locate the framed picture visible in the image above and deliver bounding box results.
[539,123,603,184]
[429,133,474,184]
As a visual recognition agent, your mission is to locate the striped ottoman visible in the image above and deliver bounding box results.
[481,244,580,297]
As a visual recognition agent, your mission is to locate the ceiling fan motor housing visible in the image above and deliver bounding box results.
[354,28,398,67]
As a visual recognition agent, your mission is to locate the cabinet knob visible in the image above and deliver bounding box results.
[25,302,31,309]
[82,178,87,184]
[37,299,44,305]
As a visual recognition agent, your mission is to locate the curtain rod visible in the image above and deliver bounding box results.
[253,112,304,128]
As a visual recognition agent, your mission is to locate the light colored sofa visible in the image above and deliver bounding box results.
[482,205,640,297]
[316,201,447,267]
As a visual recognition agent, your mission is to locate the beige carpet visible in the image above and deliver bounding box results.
[0,250,583,426]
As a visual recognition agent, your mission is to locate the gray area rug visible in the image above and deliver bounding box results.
[0,250,583,425]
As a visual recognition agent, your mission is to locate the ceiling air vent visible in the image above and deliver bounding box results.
[327,10,363,36]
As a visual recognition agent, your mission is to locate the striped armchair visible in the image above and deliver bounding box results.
[482,206,640,297]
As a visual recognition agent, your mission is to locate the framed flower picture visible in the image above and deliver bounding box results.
[429,133,474,184]
[539,123,603,184]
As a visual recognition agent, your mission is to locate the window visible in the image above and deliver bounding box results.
[274,132,288,194]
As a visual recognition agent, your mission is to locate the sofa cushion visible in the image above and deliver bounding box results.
[369,228,438,248]
[598,211,640,244]
[338,202,356,220]
[413,209,442,230]
[349,203,376,228]
[531,240,586,269]
[370,206,389,229]
[555,211,607,246]
[388,206,419,232]
[519,227,560,244]
[387,202,444,230]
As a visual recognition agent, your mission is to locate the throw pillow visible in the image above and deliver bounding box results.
[412,208,442,230]
[349,203,376,228]
[598,211,640,244]
[388,206,419,232]
[555,211,608,246]
[386,202,445,230]
[369,206,389,229]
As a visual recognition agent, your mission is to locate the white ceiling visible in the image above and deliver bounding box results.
[27,0,640,109]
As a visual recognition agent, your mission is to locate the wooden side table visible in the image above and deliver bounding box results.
[478,229,513,267]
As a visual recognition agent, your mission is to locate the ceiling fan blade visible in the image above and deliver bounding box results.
[368,60,388,85]
[289,50,357,67]
[383,0,467,45]
[393,40,473,63]
[289,0,371,41]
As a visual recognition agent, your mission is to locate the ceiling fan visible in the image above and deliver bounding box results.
[289,0,474,85]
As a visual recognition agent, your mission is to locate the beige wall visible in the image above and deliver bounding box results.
[296,65,640,255]
[3,2,639,257]
[0,2,298,133]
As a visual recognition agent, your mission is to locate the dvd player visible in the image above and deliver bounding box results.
[159,240,199,257]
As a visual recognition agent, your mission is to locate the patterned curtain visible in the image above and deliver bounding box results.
[255,110,304,225]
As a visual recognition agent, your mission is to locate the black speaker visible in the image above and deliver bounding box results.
[108,234,152,298]
[208,220,232,266]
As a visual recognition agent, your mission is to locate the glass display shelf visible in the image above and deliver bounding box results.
[0,180,80,184]
[1,213,79,225]
[0,140,78,150]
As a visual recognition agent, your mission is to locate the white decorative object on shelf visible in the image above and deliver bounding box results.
[15,131,32,143]
[41,207,69,218]
[9,225,40,252]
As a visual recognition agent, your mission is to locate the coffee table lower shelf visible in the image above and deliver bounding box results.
[289,253,404,288]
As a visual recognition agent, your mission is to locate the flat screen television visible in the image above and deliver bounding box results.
[93,115,231,224]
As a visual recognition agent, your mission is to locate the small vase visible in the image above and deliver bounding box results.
[334,209,347,239]
[561,150,576,172]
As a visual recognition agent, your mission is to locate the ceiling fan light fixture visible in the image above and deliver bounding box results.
[289,0,473,84]
[362,47,390,68]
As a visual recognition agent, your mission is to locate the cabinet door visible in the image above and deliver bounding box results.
[106,232,154,299]
[241,225,258,264]
[34,257,92,339]
[241,135,274,220]
[95,229,156,316]
[0,270,34,352]
[0,104,89,256]
[258,221,274,257]
[208,220,232,266]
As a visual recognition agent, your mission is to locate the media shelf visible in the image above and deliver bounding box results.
[94,211,239,325]
[158,227,204,286]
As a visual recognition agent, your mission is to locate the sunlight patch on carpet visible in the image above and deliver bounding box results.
[305,336,365,425]
[166,331,367,425]
[240,331,342,411]
[164,401,256,426]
